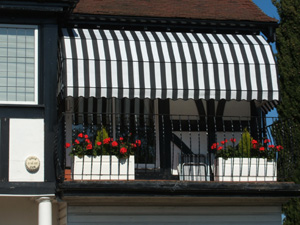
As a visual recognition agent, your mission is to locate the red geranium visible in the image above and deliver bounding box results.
[119,137,124,141]
[276,145,283,151]
[211,143,218,150]
[86,144,92,150]
[217,146,223,151]
[221,139,228,145]
[111,141,118,147]
[259,147,265,151]
[230,138,236,143]
[103,138,110,144]
[75,139,80,144]
[264,139,271,143]
[135,139,141,147]
[120,147,127,154]
[84,134,89,139]
[131,143,137,148]
[85,139,91,143]
[96,141,102,146]
[268,144,275,148]
[65,143,71,148]
[78,133,83,138]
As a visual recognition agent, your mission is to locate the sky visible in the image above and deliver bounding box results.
[252,0,280,118]
[252,0,280,21]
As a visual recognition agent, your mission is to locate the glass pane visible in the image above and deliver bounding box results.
[7,48,16,57]
[8,78,16,86]
[17,48,25,57]
[17,87,25,92]
[0,48,7,57]
[17,78,25,86]
[0,71,6,77]
[26,63,34,73]
[17,92,25,101]
[0,42,7,47]
[26,48,34,57]
[8,42,16,48]
[0,63,7,71]
[7,92,16,101]
[0,26,36,103]
[17,42,26,48]
[26,78,34,87]
[26,92,34,101]
[0,78,7,85]
[17,63,25,72]
[8,63,16,72]
[8,71,16,78]
[0,92,7,101]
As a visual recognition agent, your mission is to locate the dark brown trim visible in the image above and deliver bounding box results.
[0,118,9,182]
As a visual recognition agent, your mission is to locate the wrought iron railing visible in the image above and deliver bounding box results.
[56,113,299,182]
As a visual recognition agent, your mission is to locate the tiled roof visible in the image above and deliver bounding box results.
[73,0,277,23]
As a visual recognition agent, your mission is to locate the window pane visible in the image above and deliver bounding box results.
[0,26,37,104]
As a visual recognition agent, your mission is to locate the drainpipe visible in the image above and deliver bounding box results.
[37,197,52,225]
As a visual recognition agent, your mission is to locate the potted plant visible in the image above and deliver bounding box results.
[213,128,283,182]
[66,128,141,180]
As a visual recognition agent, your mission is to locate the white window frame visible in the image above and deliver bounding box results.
[0,24,38,105]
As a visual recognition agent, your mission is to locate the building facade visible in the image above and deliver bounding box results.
[0,0,299,224]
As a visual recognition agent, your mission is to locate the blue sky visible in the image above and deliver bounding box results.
[252,0,279,20]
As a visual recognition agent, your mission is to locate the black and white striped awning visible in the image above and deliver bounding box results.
[60,28,279,104]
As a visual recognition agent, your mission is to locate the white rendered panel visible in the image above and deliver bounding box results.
[9,119,44,182]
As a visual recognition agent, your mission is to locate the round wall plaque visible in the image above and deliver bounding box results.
[25,156,40,173]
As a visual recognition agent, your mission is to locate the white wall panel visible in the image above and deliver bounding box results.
[9,118,44,182]
[67,206,282,225]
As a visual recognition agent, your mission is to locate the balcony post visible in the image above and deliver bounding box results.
[36,197,52,225]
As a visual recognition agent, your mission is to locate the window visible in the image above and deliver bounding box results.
[0,25,38,104]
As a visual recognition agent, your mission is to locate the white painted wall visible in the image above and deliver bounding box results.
[0,197,58,225]
[9,119,44,182]
[67,205,282,225]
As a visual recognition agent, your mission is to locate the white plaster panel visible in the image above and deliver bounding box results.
[9,119,44,182]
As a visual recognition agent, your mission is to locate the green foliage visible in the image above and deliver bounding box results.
[272,1,300,224]
[238,128,252,157]
[272,0,300,121]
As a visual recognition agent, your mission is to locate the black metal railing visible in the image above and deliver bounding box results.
[57,113,299,182]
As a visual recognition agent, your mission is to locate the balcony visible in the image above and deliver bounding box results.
[55,112,298,184]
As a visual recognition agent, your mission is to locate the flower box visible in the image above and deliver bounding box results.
[215,158,277,182]
[73,155,135,180]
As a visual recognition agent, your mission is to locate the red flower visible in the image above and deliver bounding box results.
[75,139,80,144]
[211,143,218,150]
[252,143,258,149]
[251,139,258,144]
[230,138,236,143]
[259,147,265,151]
[276,145,283,151]
[111,141,118,147]
[264,139,271,144]
[131,143,137,148]
[221,139,228,145]
[78,133,83,138]
[86,144,92,150]
[268,144,275,148]
[119,137,124,141]
[96,141,102,146]
[65,143,71,148]
[85,139,91,143]
[217,146,223,151]
[135,139,141,147]
[103,138,110,144]
[84,134,89,139]
[120,147,127,154]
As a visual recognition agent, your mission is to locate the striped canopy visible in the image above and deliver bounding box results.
[60,28,279,104]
